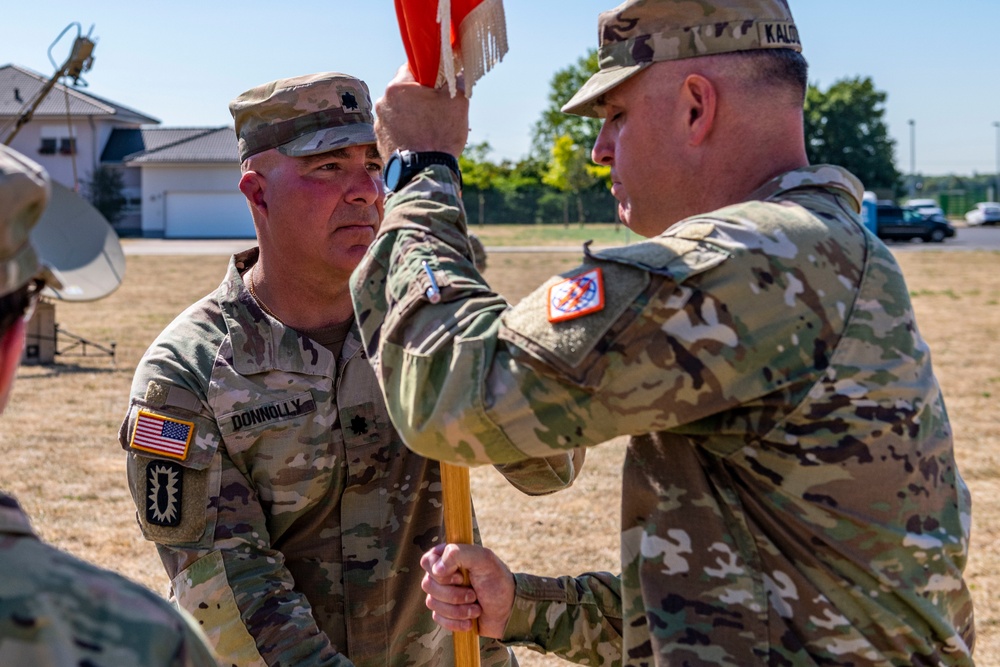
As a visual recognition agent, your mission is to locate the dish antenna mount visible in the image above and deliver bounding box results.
[3,23,97,146]
[6,24,125,365]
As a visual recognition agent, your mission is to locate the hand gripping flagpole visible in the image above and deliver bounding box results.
[392,2,508,666]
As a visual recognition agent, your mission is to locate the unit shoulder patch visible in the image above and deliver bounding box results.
[130,453,210,544]
[145,460,184,527]
[130,409,195,461]
[547,267,605,323]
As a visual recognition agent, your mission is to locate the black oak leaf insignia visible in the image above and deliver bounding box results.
[341,92,359,111]
[349,414,369,436]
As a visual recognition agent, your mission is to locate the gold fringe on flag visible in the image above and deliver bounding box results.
[435,0,508,98]
[457,0,508,97]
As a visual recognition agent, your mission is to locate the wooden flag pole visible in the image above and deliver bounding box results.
[440,462,482,667]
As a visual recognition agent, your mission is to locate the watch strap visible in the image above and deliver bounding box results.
[387,150,462,191]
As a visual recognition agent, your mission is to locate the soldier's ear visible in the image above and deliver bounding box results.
[239,171,267,214]
[679,73,717,147]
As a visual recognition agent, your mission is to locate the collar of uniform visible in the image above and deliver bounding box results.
[218,249,337,379]
[341,323,364,366]
[746,164,864,213]
[0,492,38,538]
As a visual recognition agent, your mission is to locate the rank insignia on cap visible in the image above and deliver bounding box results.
[146,460,183,527]
[341,90,359,112]
[547,268,605,323]
[130,410,194,461]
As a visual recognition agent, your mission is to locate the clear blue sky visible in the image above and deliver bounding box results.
[4,2,999,176]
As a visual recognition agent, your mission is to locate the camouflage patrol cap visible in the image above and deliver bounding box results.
[0,145,59,298]
[563,0,802,117]
[230,72,376,162]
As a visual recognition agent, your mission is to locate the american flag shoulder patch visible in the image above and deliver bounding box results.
[547,267,605,323]
[130,410,195,461]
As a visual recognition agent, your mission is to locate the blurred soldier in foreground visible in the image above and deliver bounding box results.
[468,233,487,271]
[0,144,218,666]
[118,72,582,666]
[352,0,975,665]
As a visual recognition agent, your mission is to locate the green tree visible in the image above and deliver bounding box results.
[531,49,602,162]
[84,166,127,224]
[494,157,543,194]
[492,158,549,224]
[460,141,502,227]
[804,77,900,191]
[585,161,617,228]
[543,135,597,226]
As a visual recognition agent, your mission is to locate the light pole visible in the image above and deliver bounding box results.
[994,121,999,202]
[908,119,916,198]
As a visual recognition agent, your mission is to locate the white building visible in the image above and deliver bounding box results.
[106,126,249,237]
[1,64,250,238]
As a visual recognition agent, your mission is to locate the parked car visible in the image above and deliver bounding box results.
[904,198,945,218]
[875,204,955,242]
[964,202,1000,226]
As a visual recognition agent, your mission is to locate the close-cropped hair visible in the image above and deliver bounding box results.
[728,48,809,101]
[0,279,40,338]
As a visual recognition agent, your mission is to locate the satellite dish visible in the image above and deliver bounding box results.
[30,181,126,301]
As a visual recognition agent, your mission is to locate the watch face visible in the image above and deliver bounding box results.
[384,154,404,191]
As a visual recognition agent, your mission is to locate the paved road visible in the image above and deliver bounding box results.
[881,225,1000,252]
[121,238,255,255]
[120,226,1000,256]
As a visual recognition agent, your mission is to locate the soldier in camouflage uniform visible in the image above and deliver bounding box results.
[118,72,583,667]
[468,233,487,272]
[353,1,975,665]
[0,145,218,666]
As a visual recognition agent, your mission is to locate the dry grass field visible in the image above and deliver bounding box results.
[1,246,997,666]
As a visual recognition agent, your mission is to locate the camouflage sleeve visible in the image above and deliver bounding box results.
[502,571,623,664]
[174,605,225,667]
[0,494,220,667]
[350,166,755,465]
[352,165,553,465]
[490,448,586,496]
[121,354,349,667]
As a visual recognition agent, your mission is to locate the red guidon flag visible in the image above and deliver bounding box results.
[394,0,508,97]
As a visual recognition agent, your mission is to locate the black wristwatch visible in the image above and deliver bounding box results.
[383,150,462,192]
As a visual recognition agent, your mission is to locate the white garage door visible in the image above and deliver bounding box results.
[165,192,254,238]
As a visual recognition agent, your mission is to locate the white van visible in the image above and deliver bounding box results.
[904,198,945,218]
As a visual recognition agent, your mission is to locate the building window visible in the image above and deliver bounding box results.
[38,137,77,156]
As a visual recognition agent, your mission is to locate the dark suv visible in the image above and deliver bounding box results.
[875,204,955,243]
